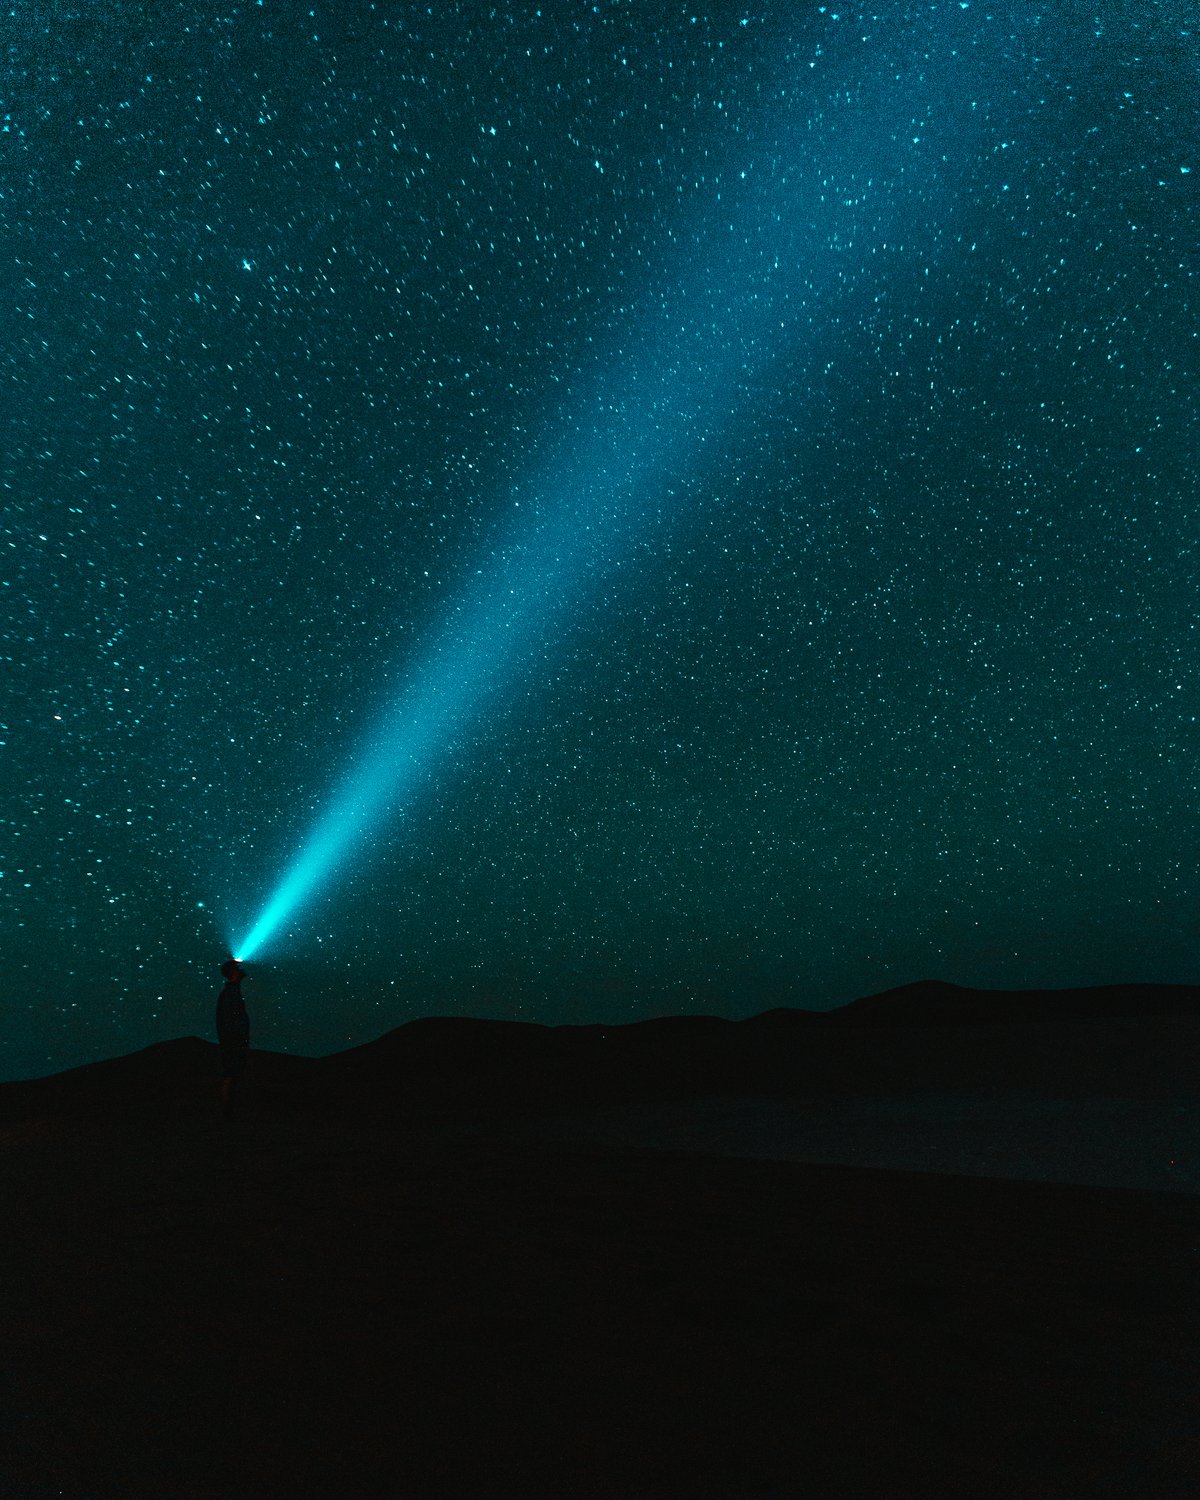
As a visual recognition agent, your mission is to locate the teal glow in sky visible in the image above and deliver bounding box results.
[4,2,1196,1076]
[232,31,999,962]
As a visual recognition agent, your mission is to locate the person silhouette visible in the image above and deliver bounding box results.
[216,958,250,1116]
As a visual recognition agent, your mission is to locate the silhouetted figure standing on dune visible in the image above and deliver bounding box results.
[216,958,250,1117]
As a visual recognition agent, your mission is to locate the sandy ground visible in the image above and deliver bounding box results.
[2,1092,1198,1498]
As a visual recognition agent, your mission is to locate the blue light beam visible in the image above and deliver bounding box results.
[233,39,998,961]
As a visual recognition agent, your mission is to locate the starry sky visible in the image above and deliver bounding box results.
[3,1,1196,1078]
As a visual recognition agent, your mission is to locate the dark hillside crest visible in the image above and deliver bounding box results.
[3,981,1198,1120]
[835,979,1200,1026]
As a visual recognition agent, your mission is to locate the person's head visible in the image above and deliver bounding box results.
[220,958,246,983]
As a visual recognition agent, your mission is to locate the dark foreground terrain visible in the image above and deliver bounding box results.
[2,983,1198,1498]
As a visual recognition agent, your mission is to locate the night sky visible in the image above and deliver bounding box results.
[4,2,1196,1079]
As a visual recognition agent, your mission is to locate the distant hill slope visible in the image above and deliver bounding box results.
[2,981,1198,1124]
[832,979,1200,1026]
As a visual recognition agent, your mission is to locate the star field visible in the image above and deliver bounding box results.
[3,2,1196,1077]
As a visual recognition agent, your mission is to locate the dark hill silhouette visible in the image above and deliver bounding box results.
[835,978,1200,1025]
[3,980,1198,1124]
[303,983,1199,1115]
